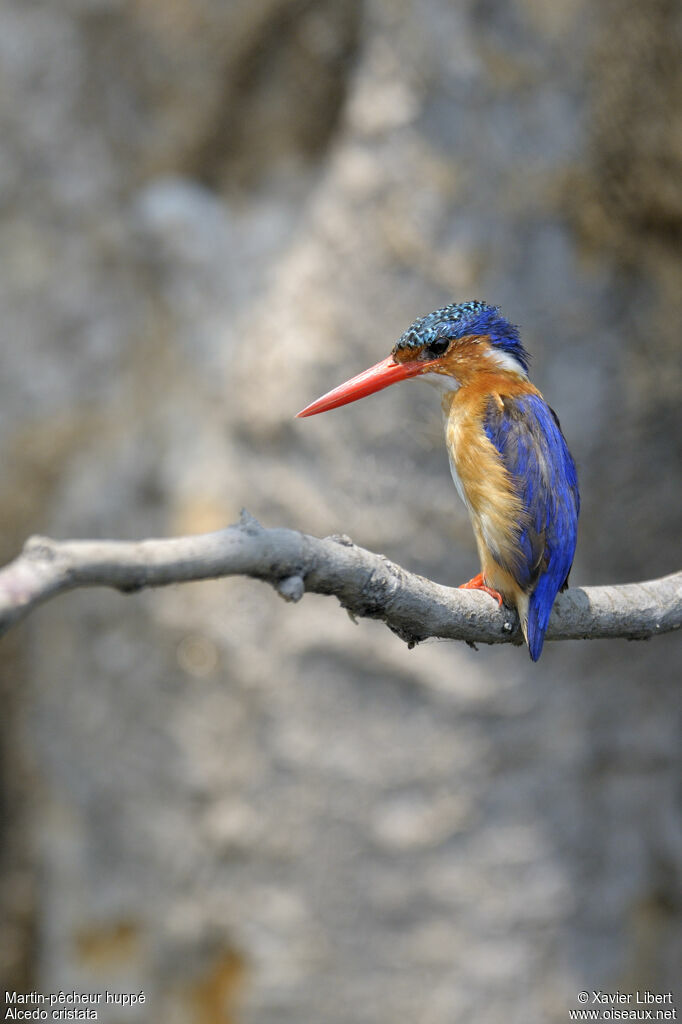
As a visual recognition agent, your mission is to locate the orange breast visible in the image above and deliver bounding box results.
[441,372,540,616]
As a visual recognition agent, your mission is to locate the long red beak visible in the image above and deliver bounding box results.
[296,355,425,418]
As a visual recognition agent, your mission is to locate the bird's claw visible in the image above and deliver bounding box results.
[458,573,504,607]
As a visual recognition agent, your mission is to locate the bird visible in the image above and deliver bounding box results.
[296,300,579,661]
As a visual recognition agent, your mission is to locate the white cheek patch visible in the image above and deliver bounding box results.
[485,348,527,377]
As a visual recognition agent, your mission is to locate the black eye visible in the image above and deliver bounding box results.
[425,338,449,358]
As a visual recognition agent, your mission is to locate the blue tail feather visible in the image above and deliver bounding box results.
[527,574,558,662]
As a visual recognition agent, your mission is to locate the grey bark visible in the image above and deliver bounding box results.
[1,511,679,650]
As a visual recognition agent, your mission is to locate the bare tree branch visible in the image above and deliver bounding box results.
[0,511,680,649]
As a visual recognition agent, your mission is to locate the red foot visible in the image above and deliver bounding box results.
[458,573,504,607]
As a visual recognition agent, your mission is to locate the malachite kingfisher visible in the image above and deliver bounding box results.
[297,301,579,661]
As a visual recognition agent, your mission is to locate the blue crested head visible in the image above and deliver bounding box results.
[394,300,530,374]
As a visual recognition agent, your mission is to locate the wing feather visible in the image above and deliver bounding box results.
[484,392,579,660]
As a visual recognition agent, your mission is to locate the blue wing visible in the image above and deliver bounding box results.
[484,392,579,661]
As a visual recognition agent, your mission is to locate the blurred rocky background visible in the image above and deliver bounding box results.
[1,0,680,1021]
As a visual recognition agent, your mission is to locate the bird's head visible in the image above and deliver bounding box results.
[296,300,529,418]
